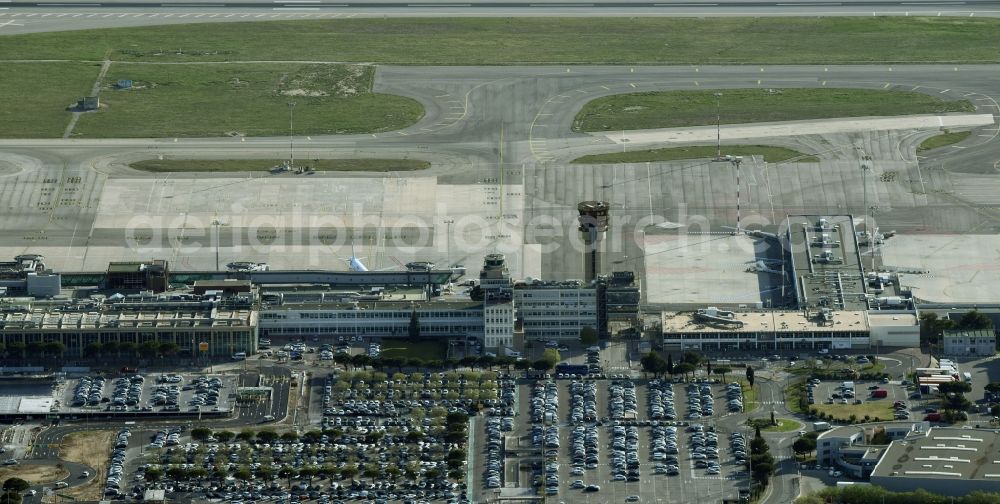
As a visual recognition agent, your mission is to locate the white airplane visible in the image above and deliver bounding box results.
[345,242,369,272]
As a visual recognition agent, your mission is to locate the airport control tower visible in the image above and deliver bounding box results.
[577,201,611,283]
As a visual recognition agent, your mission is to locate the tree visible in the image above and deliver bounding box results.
[1,479,29,493]
[919,312,955,348]
[235,431,255,442]
[674,362,695,380]
[138,340,160,357]
[792,437,816,456]
[340,464,358,480]
[713,366,732,382]
[158,342,180,358]
[985,382,1000,395]
[541,348,560,367]
[682,350,702,366]
[117,341,136,358]
[255,430,278,443]
[770,410,776,426]
[0,492,21,504]
[191,427,213,441]
[42,341,66,358]
[215,431,235,443]
[640,352,668,376]
[333,353,352,370]
[408,311,421,339]
[6,342,24,360]
[746,365,755,388]
[579,326,598,346]
[84,342,103,358]
[666,353,674,376]
[144,468,163,482]
[532,359,554,372]
[351,354,371,370]
[280,431,299,442]
[705,360,712,376]
[514,359,531,371]
[958,310,993,330]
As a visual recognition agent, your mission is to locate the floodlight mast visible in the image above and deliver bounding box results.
[288,101,296,168]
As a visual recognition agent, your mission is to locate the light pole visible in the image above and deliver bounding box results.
[443,218,455,267]
[288,101,296,168]
[211,218,228,271]
[714,92,724,160]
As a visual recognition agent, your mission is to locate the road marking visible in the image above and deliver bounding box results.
[600,85,609,90]
[883,83,891,89]
[911,85,921,91]
[629,83,636,88]
[757,79,761,85]
[821,80,826,86]
[694,80,699,86]
[940,89,951,93]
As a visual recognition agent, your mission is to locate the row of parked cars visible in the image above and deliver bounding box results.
[650,425,680,476]
[104,428,131,498]
[686,383,714,419]
[484,417,503,489]
[649,380,678,420]
[531,381,558,424]
[569,424,599,471]
[609,424,640,482]
[730,431,749,468]
[568,381,598,424]
[72,376,106,406]
[688,423,721,475]
[726,382,745,413]
[608,380,638,420]
[110,375,144,409]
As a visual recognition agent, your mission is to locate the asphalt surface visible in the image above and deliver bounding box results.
[0,65,998,287]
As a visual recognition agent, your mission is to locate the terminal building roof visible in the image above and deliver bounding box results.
[786,215,868,311]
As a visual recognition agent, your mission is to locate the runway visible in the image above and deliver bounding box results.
[1,1,999,36]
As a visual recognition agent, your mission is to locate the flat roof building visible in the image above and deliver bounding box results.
[870,427,1000,496]
[662,309,869,351]
[942,329,995,357]
[786,215,867,311]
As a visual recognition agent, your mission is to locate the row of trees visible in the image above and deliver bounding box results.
[749,426,776,497]
[82,340,182,359]
[638,350,750,386]
[0,341,67,360]
[329,352,526,373]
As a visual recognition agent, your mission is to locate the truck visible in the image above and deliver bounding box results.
[871,389,888,399]
[813,421,832,432]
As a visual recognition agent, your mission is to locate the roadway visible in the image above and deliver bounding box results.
[1,0,1000,35]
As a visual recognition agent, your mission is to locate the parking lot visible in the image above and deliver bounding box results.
[490,377,749,503]
[805,378,911,422]
[55,373,237,415]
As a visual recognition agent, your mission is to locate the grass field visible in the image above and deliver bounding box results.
[0,62,101,138]
[71,63,422,138]
[572,145,818,164]
[918,130,973,151]
[1,18,1000,64]
[381,340,449,361]
[130,158,430,173]
[812,401,894,422]
[763,418,803,432]
[573,88,975,132]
